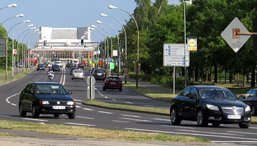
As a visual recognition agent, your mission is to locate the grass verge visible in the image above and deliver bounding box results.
[85,100,169,115]
[0,69,34,84]
[123,82,176,102]
[0,133,17,137]
[0,120,209,142]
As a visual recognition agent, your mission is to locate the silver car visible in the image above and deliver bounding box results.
[72,69,84,80]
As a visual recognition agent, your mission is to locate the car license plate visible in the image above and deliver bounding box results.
[227,115,241,119]
[111,82,116,85]
[52,106,65,110]
[97,73,102,76]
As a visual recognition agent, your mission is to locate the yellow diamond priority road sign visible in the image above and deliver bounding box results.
[221,17,250,53]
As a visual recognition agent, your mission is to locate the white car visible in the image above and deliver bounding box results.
[72,69,84,80]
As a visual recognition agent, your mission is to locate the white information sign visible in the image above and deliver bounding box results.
[163,44,189,67]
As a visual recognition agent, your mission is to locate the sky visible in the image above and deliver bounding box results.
[0,0,180,44]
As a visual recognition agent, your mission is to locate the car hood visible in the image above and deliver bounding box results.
[203,99,247,108]
[35,94,73,101]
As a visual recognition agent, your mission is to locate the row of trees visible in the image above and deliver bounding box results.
[103,0,257,87]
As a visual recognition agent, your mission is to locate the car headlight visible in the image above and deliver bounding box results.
[40,101,49,105]
[206,104,219,111]
[245,106,251,112]
[67,101,75,105]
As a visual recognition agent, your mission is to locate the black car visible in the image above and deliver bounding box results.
[239,89,257,116]
[70,67,79,75]
[19,82,76,119]
[52,65,60,71]
[170,85,251,128]
[92,68,106,80]
[37,64,45,71]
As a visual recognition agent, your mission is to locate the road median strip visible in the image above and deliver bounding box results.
[0,120,209,142]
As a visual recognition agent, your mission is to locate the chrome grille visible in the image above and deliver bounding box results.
[221,106,244,115]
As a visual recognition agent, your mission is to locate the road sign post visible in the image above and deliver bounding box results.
[86,76,96,100]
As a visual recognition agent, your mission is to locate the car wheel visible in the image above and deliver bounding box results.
[32,105,40,118]
[170,107,181,125]
[239,123,249,128]
[212,123,220,127]
[72,78,74,80]
[19,104,27,117]
[68,113,75,119]
[119,88,122,92]
[103,87,106,91]
[54,114,61,118]
[197,110,208,127]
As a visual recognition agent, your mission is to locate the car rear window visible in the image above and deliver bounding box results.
[107,77,121,81]
[35,84,67,95]
[96,69,105,73]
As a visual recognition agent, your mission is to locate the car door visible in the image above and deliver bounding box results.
[186,88,198,119]
[20,84,33,111]
[177,87,191,118]
[243,90,254,107]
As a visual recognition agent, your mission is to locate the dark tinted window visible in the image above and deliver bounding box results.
[95,69,105,73]
[199,88,237,100]
[107,77,121,81]
[179,87,191,97]
[35,84,67,95]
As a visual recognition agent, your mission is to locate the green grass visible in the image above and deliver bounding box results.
[123,82,176,102]
[85,100,169,115]
[0,120,209,142]
[0,69,34,84]
[0,133,17,137]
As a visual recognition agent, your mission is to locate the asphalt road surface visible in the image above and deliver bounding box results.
[1,68,257,145]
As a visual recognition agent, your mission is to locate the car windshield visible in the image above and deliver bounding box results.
[96,69,104,73]
[35,84,67,95]
[74,70,83,73]
[199,88,237,101]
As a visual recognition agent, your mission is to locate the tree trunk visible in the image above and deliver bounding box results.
[206,68,208,83]
[229,71,233,83]
[237,73,239,86]
[243,69,246,87]
[214,64,218,83]
[251,69,255,88]
[225,70,227,83]
[195,67,198,82]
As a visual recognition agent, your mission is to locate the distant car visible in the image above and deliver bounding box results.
[51,65,60,71]
[170,85,251,128]
[70,67,79,75]
[239,89,257,116]
[78,63,84,69]
[37,64,45,71]
[19,82,76,119]
[72,69,84,80]
[92,68,106,80]
[89,68,95,76]
[103,77,122,91]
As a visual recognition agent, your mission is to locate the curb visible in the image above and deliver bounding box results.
[82,102,170,116]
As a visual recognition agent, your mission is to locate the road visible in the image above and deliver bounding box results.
[1,68,257,145]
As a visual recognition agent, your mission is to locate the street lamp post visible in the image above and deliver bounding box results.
[2,14,24,25]
[183,0,187,87]
[96,20,121,76]
[109,5,140,87]
[100,13,128,82]
[5,19,30,79]
[0,3,17,11]
[26,31,40,68]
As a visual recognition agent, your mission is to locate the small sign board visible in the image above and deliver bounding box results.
[221,17,250,53]
[187,37,197,51]
[110,63,115,70]
[163,44,190,67]
[0,38,7,57]
[113,50,118,57]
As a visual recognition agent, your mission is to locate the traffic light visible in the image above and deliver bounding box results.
[43,40,47,46]
[81,39,84,45]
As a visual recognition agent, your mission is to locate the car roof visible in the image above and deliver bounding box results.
[188,85,226,90]
[33,82,61,85]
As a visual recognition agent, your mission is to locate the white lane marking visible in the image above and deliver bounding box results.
[152,118,170,122]
[112,120,129,123]
[76,116,95,120]
[83,108,94,111]
[227,130,257,136]
[98,111,113,115]
[177,129,240,136]
[160,125,195,129]
[249,127,257,129]
[76,105,81,108]
[125,102,133,104]
[22,118,48,122]
[6,93,19,107]
[121,114,141,118]
[124,128,257,141]
[76,102,82,105]
[104,96,108,99]
[74,99,82,102]
[63,68,66,85]
[120,117,151,123]
[40,122,45,125]
[59,70,63,84]
[65,122,95,127]
[212,141,257,143]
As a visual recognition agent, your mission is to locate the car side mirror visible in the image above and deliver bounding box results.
[67,91,72,95]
